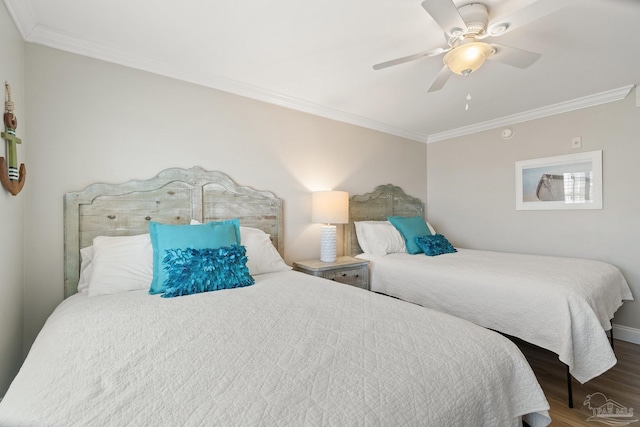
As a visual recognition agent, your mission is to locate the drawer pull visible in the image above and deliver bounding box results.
[355,274,359,278]
[342,273,347,277]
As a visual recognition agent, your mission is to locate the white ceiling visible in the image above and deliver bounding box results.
[4,0,639,142]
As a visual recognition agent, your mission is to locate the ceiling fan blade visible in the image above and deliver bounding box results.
[373,47,447,70]
[489,44,541,69]
[427,66,452,92]
[421,0,467,35]
[487,0,576,37]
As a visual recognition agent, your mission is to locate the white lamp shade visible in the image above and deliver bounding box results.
[312,191,349,224]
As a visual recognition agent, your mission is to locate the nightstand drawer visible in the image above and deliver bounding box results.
[323,267,367,288]
[293,257,370,290]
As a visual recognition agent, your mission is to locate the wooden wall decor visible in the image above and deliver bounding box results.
[1,82,26,196]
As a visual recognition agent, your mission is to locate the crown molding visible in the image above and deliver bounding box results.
[8,1,632,146]
[426,85,635,143]
[23,23,430,144]
[3,0,38,39]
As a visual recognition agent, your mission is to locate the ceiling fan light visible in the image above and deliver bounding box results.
[443,42,494,75]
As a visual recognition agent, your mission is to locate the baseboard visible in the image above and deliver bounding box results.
[613,324,640,345]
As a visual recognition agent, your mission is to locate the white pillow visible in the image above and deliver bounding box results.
[76,246,94,293]
[87,234,153,297]
[240,226,291,275]
[354,220,435,256]
[355,221,407,256]
[353,221,376,254]
[427,221,436,235]
[191,220,290,275]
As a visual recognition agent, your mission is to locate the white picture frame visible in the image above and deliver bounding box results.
[515,150,602,210]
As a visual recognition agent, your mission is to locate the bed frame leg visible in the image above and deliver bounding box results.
[609,324,615,350]
[566,365,574,408]
[564,324,613,410]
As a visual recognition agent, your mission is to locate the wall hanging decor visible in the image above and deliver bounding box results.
[1,81,26,196]
[515,150,602,210]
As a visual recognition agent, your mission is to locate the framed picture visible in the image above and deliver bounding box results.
[515,150,602,210]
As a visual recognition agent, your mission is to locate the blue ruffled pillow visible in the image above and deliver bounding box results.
[414,234,457,257]
[161,244,254,298]
[148,220,240,295]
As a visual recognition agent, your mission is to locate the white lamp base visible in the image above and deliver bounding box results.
[320,225,337,262]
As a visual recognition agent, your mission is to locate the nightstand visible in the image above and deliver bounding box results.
[293,256,370,290]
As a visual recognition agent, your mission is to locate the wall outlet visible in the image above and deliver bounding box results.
[571,137,582,149]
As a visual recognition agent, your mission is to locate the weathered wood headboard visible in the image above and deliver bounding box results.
[345,184,424,256]
[64,167,284,298]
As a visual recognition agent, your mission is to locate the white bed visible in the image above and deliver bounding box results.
[0,168,551,426]
[346,185,633,386]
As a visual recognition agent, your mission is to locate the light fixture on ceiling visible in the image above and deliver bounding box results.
[443,39,494,76]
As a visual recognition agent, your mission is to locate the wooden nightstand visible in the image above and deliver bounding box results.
[293,256,370,290]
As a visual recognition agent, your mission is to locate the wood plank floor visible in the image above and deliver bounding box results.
[514,338,640,426]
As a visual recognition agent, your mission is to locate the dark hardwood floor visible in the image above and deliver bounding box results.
[515,338,640,426]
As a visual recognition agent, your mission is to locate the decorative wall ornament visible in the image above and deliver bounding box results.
[1,81,26,195]
[515,150,602,210]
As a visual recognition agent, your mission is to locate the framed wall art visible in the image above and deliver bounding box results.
[515,150,602,210]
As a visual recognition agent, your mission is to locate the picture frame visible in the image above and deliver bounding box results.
[515,150,602,210]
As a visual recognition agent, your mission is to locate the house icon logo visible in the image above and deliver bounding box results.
[584,392,637,426]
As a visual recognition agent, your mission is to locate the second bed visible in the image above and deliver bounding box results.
[346,184,633,387]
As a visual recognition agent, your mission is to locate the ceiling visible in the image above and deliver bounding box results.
[4,0,639,143]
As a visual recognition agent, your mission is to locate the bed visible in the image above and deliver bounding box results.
[346,184,634,389]
[0,168,551,426]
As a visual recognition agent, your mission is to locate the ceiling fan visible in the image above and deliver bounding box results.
[374,0,567,92]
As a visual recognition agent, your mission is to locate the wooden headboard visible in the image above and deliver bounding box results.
[64,167,284,298]
[345,184,424,256]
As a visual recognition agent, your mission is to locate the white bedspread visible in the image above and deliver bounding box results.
[359,249,633,383]
[0,271,550,427]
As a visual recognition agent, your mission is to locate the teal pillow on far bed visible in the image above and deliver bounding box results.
[148,220,240,294]
[161,244,254,298]
[387,215,432,254]
[415,234,457,257]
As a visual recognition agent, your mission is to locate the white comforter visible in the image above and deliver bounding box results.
[0,271,550,427]
[359,249,633,383]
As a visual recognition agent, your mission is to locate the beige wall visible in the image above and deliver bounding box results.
[0,2,25,396]
[427,91,640,334]
[22,44,427,353]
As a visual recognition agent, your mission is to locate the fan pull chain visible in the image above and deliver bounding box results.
[465,92,471,111]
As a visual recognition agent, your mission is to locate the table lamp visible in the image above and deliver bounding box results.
[312,190,349,262]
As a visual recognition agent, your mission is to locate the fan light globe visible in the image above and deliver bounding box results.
[443,41,494,75]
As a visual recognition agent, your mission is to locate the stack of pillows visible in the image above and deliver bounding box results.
[355,215,456,257]
[78,219,291,298]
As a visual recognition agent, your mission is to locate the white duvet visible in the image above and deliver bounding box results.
[359,249,634,383]
[0,271,550,427]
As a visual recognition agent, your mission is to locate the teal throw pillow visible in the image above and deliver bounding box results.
[387,215,432,254]
[161,245,254,298]
[415,234,457,257]
[148,219,240,294]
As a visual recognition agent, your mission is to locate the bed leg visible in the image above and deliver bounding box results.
[566,365,574,408]
[609,324,615,350]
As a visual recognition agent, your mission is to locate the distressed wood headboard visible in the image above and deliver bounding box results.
[64,167,284,298]
[345,184,424,256]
